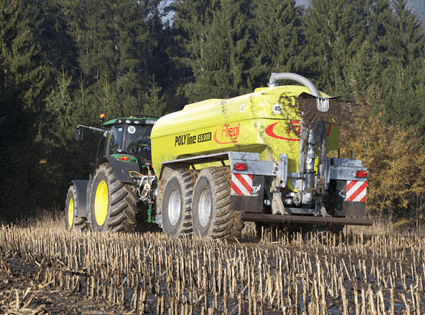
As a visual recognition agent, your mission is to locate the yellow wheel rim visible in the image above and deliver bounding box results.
[95,180,108,226]
[68,197,74,228]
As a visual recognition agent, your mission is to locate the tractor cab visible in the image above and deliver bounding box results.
[104,122,153,162]
[102,116,157,163]
[74,115,158,172]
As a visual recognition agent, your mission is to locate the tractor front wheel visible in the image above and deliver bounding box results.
[64,185,86,231]
[90,163,138,232]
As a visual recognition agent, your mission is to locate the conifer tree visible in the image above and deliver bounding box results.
[65,0,166,116]
[249,0,304,85]
[345,40,385,109]
[42,72,100,199]
[391,0,424,65]
[142,77,166,116]
[172,0,255,102]
[349,0,425,130]
[367,0,423,68]
[300,0,369,94]
[0,0,73,219]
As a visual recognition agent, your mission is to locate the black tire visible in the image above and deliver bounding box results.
[322,181,344,234]
[64,185,86,231]
[90,163,138,232]
[192,167,244,239]
[159,169,197,237]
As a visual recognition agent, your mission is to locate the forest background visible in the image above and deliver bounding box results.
[1,0,425,226]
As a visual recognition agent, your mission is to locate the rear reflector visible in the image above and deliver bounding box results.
[234,163,247,171]
[118,156,130,161]
[356,170,367,178]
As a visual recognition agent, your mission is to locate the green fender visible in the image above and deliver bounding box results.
[95,156,140,184]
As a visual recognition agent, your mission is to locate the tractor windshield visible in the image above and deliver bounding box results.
[123,124,153,161]
[106,124,153,162]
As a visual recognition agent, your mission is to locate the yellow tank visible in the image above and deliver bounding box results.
[151,85,340,190]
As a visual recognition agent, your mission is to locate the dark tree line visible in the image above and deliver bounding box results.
[1,0,425,223]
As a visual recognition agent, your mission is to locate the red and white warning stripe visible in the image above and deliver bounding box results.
[231,173,253,196]
[346,180,367,202]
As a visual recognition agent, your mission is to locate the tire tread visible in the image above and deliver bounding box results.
[158,168,197,237]
[193,167,244,240]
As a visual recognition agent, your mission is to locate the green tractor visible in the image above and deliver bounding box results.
[65,114,158,232]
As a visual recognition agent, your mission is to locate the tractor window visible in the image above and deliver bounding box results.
[123,125,153,161]
[106,125,124,155]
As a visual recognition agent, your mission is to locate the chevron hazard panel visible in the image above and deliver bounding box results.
[346,180,367,202]
[231,173,253,196]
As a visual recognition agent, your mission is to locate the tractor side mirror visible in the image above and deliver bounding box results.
[74,127,83,141]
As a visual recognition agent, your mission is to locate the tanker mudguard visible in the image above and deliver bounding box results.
[95,156,140,184]
[70,180,89,217]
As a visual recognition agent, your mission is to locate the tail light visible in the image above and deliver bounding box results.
[234,163,247,171]
[118,156,130,161]
[356,170,367,178]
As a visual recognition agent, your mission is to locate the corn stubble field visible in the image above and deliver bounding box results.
[0,214,424,315]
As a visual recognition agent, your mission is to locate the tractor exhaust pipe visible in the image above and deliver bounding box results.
[268,73,325,204]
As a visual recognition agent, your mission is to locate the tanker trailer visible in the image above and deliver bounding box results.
[151,73,372,239]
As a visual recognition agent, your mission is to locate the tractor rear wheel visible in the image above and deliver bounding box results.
[90,163,138,232]
[192,167,244,239]
[159,169,197,237]
[64,185,86,231]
